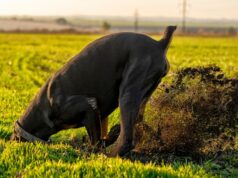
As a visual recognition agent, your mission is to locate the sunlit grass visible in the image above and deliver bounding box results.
[0,33,237,177]
[0,140,213,177]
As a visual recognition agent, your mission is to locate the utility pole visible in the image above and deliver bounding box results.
[134,9,139,32]
[182,0,187,33]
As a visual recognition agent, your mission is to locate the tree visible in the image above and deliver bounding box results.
[228,27,237,36]
[56,18,68,25]
[102,21,111,32]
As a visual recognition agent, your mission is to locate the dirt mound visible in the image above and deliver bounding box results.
[139,65,238,156]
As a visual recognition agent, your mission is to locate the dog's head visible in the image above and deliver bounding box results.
[10,100,57,143]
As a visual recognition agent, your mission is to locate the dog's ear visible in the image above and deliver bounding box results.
[159,26,177,51]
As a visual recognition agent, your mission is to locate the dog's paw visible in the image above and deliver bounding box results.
[108,143,135,157]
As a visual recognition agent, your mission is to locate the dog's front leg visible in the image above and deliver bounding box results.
[82,109,101,146]
[100,117,108,140]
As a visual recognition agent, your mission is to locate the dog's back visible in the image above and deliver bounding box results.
[49,32,162,118]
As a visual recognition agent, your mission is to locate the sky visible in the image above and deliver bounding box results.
[0,0,238,20]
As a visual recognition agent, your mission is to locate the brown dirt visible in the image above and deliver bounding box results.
[150,66,238,156]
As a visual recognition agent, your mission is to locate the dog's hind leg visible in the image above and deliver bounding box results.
[137,98,148,123]
[109,56,163,157]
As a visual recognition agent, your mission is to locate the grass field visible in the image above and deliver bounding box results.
[0,33,237,177]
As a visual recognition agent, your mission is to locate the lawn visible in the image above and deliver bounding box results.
[0,33,237,177]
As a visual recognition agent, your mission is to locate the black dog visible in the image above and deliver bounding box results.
[11,26,176,156]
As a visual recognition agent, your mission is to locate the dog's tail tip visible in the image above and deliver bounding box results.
[163,25,177,39]
[160,25,177,50]
[166,26,177,32]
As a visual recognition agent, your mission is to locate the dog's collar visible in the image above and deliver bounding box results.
[14,121,51,143]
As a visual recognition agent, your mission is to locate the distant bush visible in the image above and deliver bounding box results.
[56,18,68,25]
[102,21,111,32]
[228,27,237,36]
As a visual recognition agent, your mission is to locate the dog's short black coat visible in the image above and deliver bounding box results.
[11,26,176,156]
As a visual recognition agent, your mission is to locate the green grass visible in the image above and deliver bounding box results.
[0,33,237,177]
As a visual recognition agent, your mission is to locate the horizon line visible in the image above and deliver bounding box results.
[0,14,238,21]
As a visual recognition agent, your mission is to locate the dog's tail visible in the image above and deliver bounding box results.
[160,26,177,51]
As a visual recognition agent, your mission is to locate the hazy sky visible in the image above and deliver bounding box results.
[0,0,238,20]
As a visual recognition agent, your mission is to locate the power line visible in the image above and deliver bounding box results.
[134,9,139,32]
[182,0,187,33]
